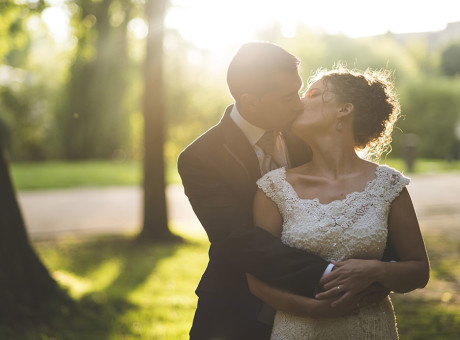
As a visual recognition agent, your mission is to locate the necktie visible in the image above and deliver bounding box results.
[257,131,280,174]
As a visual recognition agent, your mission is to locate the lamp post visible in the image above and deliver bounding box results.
[403,133,419,173]
[454,120,460,160]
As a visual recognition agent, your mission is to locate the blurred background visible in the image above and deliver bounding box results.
[1,0,459,339]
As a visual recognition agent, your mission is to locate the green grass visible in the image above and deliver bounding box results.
[2,230,458,339]
[6,232,209,339]
[390,232,460,339]
[10,160,181,190]
[381,158,460,174]
[10,158,460,191]
[10,161,142,190]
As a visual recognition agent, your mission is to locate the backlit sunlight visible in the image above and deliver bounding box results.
[166,0,460,49]
[41,0,460,51]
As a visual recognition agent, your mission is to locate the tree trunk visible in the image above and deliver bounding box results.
[0,145,61,324]
[138,0,176,241]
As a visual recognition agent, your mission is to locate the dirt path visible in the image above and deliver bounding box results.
[18,173,460,241]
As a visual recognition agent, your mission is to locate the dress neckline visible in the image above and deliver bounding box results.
[280,165,383,207]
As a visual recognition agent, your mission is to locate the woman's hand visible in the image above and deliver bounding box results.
[315,259,381,307]
[247,272,361,319]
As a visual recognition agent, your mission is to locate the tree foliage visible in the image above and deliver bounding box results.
[0,0,51,160]
[0,82,53,160]
[0,0,45,63]
[392,76,460,159]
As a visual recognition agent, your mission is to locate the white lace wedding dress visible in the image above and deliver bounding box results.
[257,165,409,340]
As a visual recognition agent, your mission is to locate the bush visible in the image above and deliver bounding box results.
[391,76,460,159]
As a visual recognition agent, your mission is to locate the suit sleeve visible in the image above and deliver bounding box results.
[178,149,329,297]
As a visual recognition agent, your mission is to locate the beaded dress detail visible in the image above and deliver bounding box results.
[256,165,409,340]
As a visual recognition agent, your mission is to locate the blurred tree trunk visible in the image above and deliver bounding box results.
[0,143,61,324]
[59,0,133,160]
[138,0,176,241]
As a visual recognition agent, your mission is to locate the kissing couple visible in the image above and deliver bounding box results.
[178,41,429,339]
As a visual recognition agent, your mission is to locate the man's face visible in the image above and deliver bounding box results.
[251,70,304,132]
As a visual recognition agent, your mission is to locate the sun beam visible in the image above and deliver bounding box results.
[40,0,460,51]
[166,0,460,50]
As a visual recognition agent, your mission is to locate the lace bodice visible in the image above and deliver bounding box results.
[257,165,409,262]
[256,165,409,339]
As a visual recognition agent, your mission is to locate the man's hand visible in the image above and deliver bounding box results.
[316,282,390,312]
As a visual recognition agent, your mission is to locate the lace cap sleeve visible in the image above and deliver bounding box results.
[380,165,410,203]
[256,167,288,208]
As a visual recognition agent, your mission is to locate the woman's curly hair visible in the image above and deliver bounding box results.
[310,65,401,161]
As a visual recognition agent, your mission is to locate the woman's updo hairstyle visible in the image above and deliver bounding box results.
[312,65,401,160]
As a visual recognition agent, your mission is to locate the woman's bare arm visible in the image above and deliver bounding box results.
[252,188,283,238]
[317,187,430,304]
[373,187,430,291]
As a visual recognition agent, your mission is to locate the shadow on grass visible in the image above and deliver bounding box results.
[392,296,460,340]
[2,234,189,340]
[424,232,460,283]
[6,230,458,339]
[391,231,460,340]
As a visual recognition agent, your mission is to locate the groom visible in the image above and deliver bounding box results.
[178,42,381,339]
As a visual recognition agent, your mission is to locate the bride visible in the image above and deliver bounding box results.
[247,67,430,339]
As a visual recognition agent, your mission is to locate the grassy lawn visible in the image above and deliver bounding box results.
[390,231,460,339]
[5,158,460,339]
[5,231,209,340]
[381,158,460,174]
[10,158,460,191]
[10,161,143,190]
[10,161,181,190]
[2,228,458,339]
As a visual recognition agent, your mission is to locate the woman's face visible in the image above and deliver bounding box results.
[291,78,340,139]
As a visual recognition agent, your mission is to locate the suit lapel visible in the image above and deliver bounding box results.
[220,105,261,188]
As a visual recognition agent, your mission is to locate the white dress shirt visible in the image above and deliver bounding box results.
[230,105,290,171]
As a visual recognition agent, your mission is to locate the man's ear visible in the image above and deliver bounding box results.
[240,93,260,113]
[337,103,354,118]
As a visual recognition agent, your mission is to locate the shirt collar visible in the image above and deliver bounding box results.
[230,105,266,147]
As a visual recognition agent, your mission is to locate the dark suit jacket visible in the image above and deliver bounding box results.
[178,105,329,338]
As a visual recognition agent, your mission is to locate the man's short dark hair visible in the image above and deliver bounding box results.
[227,41,300,102]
